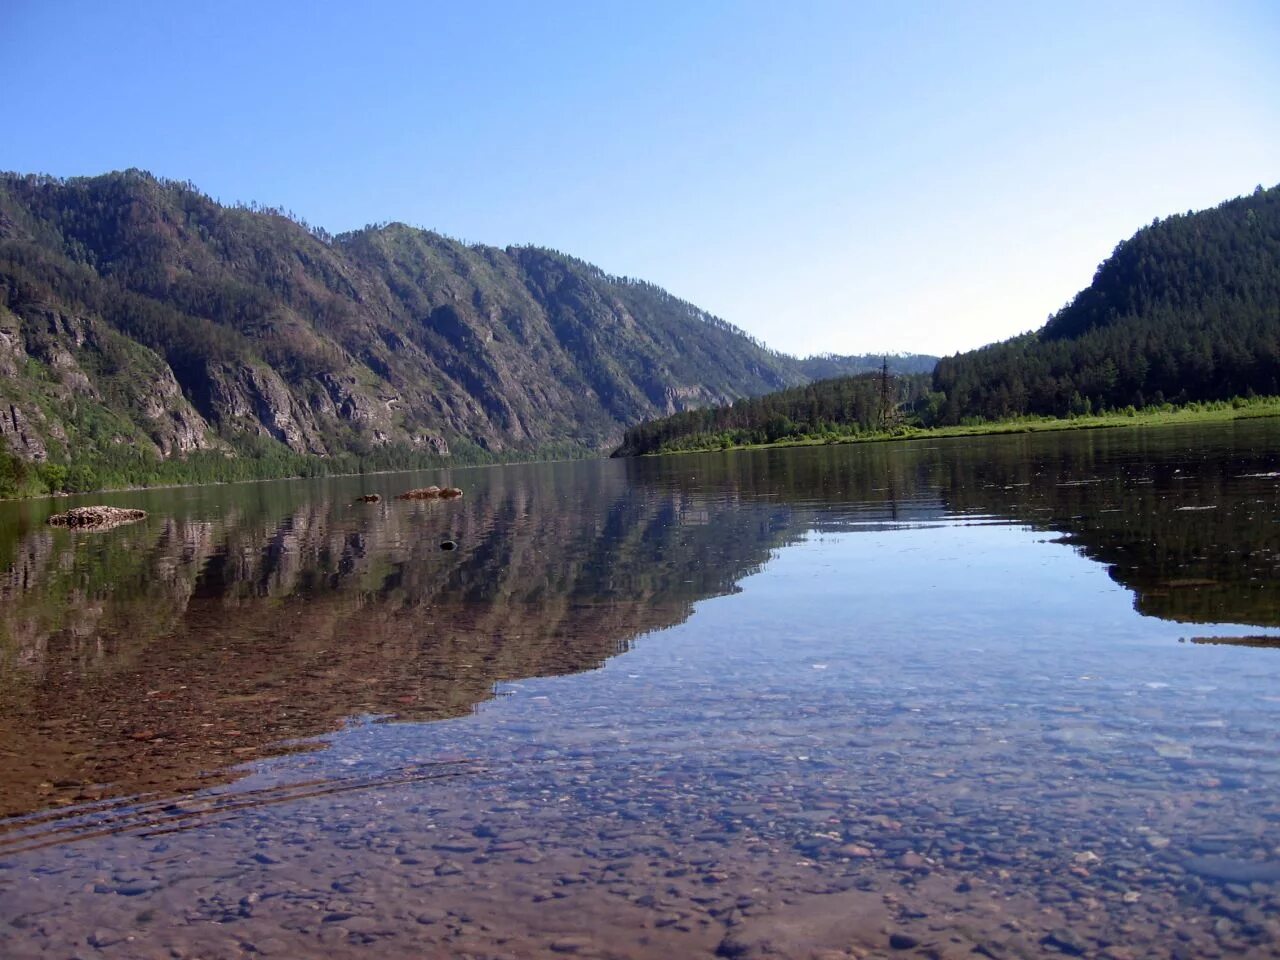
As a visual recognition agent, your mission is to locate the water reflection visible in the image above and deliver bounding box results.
[639,420,1280,625]
[0,463,797,817]
[2,423,1278,820]
[1,421,1280,958]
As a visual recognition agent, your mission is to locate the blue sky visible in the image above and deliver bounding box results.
[2,1,1277,356]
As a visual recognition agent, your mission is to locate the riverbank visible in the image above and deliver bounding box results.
[638,396,1280,457]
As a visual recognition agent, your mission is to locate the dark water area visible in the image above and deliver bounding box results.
[2,421,1280,958]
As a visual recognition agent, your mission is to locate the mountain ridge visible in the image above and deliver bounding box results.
[933,183,1280,420]
[611,183,1280,453]
[0,169,933,494]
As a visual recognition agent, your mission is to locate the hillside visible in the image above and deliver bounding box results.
[611,371,932,456]
[798,352,937,379]
[0,169,866,494]
[613,184,1280,457]
[933,184,1280,421]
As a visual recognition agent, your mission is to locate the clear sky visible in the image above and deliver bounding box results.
[2,1,1277,357]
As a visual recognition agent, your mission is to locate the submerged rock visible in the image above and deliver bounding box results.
[1183,855,1280,884]
[47,506,147,530]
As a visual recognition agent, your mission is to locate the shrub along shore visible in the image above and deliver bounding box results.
[630,395,1280,457]
[3,396,1278,500]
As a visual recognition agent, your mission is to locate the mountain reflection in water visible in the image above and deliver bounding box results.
[0,419,1277,820]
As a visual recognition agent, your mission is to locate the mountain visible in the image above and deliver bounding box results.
[798,352,937,379]
[933,184,1280,421]
[0,169,863,494]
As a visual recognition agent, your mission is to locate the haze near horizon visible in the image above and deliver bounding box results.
[1,0,1277,357]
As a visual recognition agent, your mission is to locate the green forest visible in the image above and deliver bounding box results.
[612,371,933,456]
[2,171,1278,489]
[0,170,941,498]
[616,184,1280,456]
[933,184,1280,421]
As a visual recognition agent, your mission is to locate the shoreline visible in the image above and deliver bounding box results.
[0,449,599,505]
[7,399,1280,502]
[630,400,1280,458]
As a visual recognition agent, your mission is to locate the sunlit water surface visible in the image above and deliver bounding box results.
[2,421,1280,958]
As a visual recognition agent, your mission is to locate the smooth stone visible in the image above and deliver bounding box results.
[549,935,595,953]
[342,917,392,935]
[1184,856,1280,884]
[89,929,125,948]
[432,841,478,853]
[838,844,875,858]
[114,882,158,896]
[1042,929,1088,955]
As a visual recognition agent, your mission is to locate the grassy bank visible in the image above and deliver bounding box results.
[638,395,1280,457]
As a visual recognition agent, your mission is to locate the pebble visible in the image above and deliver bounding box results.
[549,934,596,953]
[1042,928,1088,955]
[1184,855,1280,883]
[89,929,125,948]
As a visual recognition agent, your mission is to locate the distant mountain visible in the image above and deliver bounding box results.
[799,352,936,379]
[933,184,1280,421]
[0,169,889,493]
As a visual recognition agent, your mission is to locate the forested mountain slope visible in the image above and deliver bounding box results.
[798,352,936,379]
[933,184,1280,421]
[612,371,932,456]
[0,169,862,491]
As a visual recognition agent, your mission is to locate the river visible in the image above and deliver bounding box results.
[2,420,1279,958]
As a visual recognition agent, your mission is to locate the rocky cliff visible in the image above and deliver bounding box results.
[0,170,914,488]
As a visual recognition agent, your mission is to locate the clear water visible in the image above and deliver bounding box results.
[2,421,1280,958]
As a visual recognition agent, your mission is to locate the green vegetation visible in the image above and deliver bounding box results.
[3,169,925,500]
[619,393,1280,457]
[613,371,933,456]
[618,184,1280,459]
[934,184,1280,421]
[4,170,1277,490]
[798,352,937,379]
[0,433,599,500]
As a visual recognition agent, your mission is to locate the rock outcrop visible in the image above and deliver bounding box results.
[47,506,147,529]
[0,169,901,473]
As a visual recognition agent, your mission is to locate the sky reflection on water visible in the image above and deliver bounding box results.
[3,421,1280,958]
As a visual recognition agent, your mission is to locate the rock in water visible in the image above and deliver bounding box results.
[396,485,462,500]
[354,494,381,503]
[47,506,147,530]
[397,486,441,500]
[1183,855,1280,883]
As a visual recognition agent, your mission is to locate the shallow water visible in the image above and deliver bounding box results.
[3,421,1280,958]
